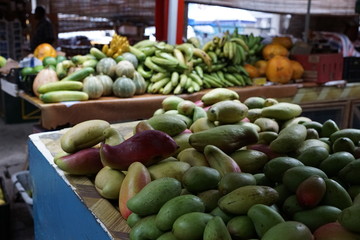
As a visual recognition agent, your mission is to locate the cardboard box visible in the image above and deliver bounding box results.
[292,53,343,84]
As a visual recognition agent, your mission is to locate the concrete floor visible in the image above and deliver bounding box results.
[0,118,35,240]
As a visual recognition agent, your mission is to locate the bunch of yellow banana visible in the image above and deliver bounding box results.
[102,34,130,58]
[132,39,213,95]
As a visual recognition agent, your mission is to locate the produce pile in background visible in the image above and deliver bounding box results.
[54,88,360,240]
[18,31,305,103]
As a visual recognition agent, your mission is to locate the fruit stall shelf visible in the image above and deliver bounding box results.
[28,121,137,240]
[19,84,299,130]
[19,82,360,131]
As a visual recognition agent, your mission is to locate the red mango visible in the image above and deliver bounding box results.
[100,130,178,170]
[296,175,326,208]
[313,222,360,240]
[119,162,151,220]
[247,143,284,160]
[54,148,103,175]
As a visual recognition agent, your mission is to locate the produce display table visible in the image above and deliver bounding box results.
[19,84,299,130]
[28,121,137,240]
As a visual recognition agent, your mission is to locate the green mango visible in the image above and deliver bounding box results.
[172,212,213,240]
[203,216,232,240]
[338,205,360,233]
[261,102,302,121]
[269,124,307,154]
[129,215,164,240]
[263,156,304,183]
[218,185,278,215]
[94,166,125,200]
[227,215,257,240]
[147,161,190,182]
[248,204,285,238]
[293,205,342,232]
[182,166,221,193]
[261,221,313,240]
[321,178,353,210]
[189,124,259,153]
[126,177,182,216]
[155,194,205,232]
[321,119,340,138]
[197,189,222,212]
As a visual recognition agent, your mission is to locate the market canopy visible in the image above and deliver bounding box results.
[190,0,357,16]
[45,0,357,32]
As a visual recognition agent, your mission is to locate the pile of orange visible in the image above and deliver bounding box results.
[245,36,304,84]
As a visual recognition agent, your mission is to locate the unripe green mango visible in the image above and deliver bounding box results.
[261,102,302,121]
[321,178,353,210]
[269,124,307,154]
[127,213,142,228]
[332,137,356,154]
[244,96,266,109]
[227,215,257,240]
[182,166,221,193]
[157,232,177,240]
[162,95,184,111]
[330,128,360,145]
[147,161,190,182]
[338,205,360,233]
[94,166,125,200]
[60,119,110,153]
[282,195,306,218]
[263,156,304,183]
[282,166,328,192]
[201,88,239,106]
[319,151,355,177]
[230,149,269,174]
[207,100,248,124]
[172,132,192,156]
[189,117,216,133]
[203,216,232,240]
[129,215,163,240]
[218,172,257,195]
[189,124,259,153]
[247,204,285,238]
[254,117,279,133]
[146,114,187,137]
[197,189,222,212]
[297,146,329,167]
[293,205,342,232]
[177,148,209,167]
[172,212,213,240]
[321,119,340,138]
[261,221,313,240]
[210,207,235,224]
[155,194,205,232]
[126,177,182,216]
[338,159,360,185]
[218,185,278,215]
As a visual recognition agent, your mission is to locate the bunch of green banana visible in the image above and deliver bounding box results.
[132,39,213,95]
[231,32,265,64]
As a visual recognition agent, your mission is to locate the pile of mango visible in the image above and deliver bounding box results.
[54,88,360,240]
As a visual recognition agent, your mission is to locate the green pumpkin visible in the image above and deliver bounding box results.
[96,57,117,78]
[121,52,138,68]
[96,74,113,96]
[132,71,147,95]
[113,76,136,98]
[115,60,135,78]
[83,75,104,99]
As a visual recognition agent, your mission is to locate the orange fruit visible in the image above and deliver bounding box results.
[266,55,293,84]
[34,43,57,61]
[290,60,305,80]
[262,43,289,60]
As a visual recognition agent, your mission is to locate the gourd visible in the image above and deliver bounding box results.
[96,57,117,78]
[113,76,136,98]
[97,74,113,96]
[121,52,138,68]
[132,71,147,95]
[266,55,293,84]
[82,75,104,99]
[115,60,135,78]
[33,67,59,96]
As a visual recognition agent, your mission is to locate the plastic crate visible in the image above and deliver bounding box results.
[292,53,343,83]
[0,177,11,240]
[343,57,360,82]
[11,171,33,216]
